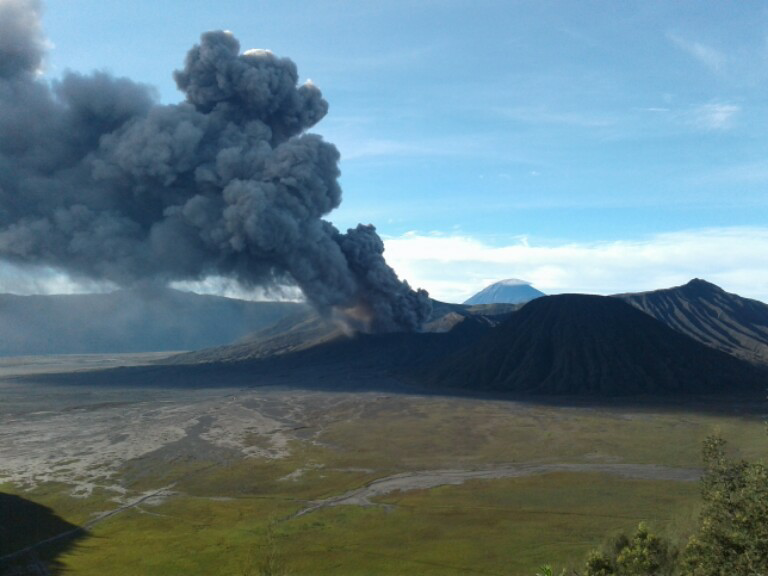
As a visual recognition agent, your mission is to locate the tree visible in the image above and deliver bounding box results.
[583,549,615,576]
[681,435,768,576]
[582,522,676,576]
[545,432,767,576]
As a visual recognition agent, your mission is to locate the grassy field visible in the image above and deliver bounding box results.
[3,392,766,575]
[37,474,698,576]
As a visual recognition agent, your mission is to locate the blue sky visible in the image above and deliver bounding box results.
[14,1,768,302]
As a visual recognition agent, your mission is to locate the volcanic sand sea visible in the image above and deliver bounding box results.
[1,354,766,575]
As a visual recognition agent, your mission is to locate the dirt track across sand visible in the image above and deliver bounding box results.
[295,462,701,516]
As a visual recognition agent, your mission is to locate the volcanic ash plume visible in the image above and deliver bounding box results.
[0,0,431,332]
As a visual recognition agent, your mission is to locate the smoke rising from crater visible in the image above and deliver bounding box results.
[0,0,431,332]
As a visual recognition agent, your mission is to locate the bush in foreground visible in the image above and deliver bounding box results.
[547,434,767,576]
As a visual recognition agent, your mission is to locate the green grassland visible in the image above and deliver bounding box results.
[44,474,698,576]
[4,394,766,575]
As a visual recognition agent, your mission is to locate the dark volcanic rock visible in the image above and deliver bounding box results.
[616,279,768,366]
[170,298,515,365]
[428,294,767,395]
[172,310,495,374]
[169,310,340,364]
[27,293,767,399]
[294,314,496,372]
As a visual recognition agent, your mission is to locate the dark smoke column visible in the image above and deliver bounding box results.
[0,1,430,332]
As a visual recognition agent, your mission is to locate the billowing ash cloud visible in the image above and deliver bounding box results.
[0,0,431,332]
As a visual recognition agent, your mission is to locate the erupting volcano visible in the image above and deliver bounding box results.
[0,1,430,332]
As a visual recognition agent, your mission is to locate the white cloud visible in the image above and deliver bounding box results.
[493,106,614,129]
[690,103,740,131]
[325,130,499,163]
[5,229,767,307]
[170,277,303,302]
[0,263,116,295]
[336,138,449,161]
[383,227,768,304]
[0,265,302,302]
[668,33,726,72]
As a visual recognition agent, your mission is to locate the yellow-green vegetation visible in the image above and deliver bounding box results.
[4,395,765,576]
[578,436,768,576]
[317,397,766,469]
[14,473,698,576]
[281,474,698,576]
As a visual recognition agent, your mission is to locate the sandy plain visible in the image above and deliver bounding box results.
[1,354,710,501]
[1,354,765,574]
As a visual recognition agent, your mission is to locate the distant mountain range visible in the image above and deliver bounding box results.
[168,278,768,396]
[0,288,306,356]
[4,278,768,397]
[464,279,545,305]
[0,286,515,357]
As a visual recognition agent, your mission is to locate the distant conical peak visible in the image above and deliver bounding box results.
[463,278,545,306]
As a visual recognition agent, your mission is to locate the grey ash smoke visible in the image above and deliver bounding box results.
[0,0,430,332]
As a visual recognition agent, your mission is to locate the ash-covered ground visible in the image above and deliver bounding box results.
[6,353,766,576]
[0,354,712,507]
[0,354,363,497]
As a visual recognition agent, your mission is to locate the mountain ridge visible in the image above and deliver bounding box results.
[170,291,766,397]
[4,279,767,399]
[425,293,766,395]
[616,278,768,366]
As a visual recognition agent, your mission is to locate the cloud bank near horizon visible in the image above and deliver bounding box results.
[3,226,766,306]
[382,226,768,304]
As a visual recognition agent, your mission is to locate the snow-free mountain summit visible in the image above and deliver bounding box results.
[464,279,545,305]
